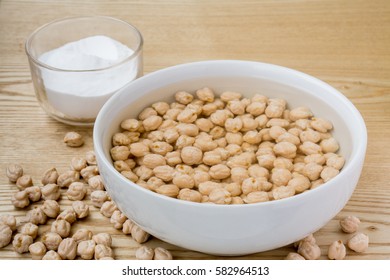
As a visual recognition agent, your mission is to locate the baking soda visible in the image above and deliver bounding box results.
[39,35,140,119]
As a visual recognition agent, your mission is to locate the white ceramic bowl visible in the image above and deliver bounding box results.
[94,60,367,256]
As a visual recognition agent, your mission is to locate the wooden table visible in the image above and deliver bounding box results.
[0,0,389,260]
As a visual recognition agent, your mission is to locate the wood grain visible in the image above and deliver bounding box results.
[0,0,389,260]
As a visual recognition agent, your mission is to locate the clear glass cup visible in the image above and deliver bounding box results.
[25,16,143,126]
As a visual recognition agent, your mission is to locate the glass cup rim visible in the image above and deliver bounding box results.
[25,15,143,73]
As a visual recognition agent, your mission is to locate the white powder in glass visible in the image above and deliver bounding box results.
[39,35,139,119]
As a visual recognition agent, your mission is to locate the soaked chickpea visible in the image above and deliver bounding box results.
[112,88,344,205]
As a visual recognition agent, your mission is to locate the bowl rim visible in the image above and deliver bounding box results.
[93,59,367,209]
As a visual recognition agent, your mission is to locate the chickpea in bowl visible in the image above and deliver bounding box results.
[93,60,367,255]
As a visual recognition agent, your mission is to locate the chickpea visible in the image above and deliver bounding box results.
[72,200,89,219]
[114,159,135,172]
[299,129,321,143]
[154,247,173,260]
[297,240,321,260]
[90,190,109,208]
[51,220,71,238]
[42,250,62,260]
[311,118,333,133]
[269,126,286,140]
[193,119,213,133]
[272,185,295,200]
[100,201,118,218]
[123,219,135,234]
[310,179,324,189]
[22,186,40,203]
[302,162,323,181]
[288,176,311,193]
[276,132,300,146]
[285,252,305,260]
[242,177,272,194]
[121,170,139,182]
[256,154,276,170]
[248,165,269,179]
[176,123,199,137]
[220,91,242,102]
[209,126,226,139]
[113,132,131,146]
[41,167,59,185]
[15,175,33,190]
[153,165,175,182]
[294,119,311,130]
[77,239,96,260]
[178,188,202,202]
[0,224,12,248]
[13,233,33,254]
[195,87,215,102]
[240,116,258,132]
[199,102,217,117]
[229,167,249,185]
[72,229,93,244]
[245,101,266,116]
[130,142,150,160]
[131,224,150,244]
[289,107,313,121]
[137,107,158,120]
[266,118,290,128]
[177,108,198,123]
[6,163,23,183]
[88,175,105,191]
[180,146,203,165]
[273,142,297,159]
[152,101,170,115]
[229,196,243,204]
[29,241,47,260]
[265,103,284,118]
[173,173,195,189]
[347,232,369,253]
[328,240,346,260]
[134,166,153,181]
[66,182,87,201]
[136,245,154,260]
[58,238,77,260]
[156,184,180,198]
[175,91,193,105]
[326,155,345,170]
[80,165,99,181]
[70,157,87,172]
[227,100,246,115]
[320,166,339,182]
[0,214,16,232]
[320,137,339,153]
[145,177,164,192]
[19,223,38,240]
[209,188,232,204]
[242,131,262,144]
[227,154,252,169]
[163,108,182,121]
[340,216,360,233]
[56,209,78,224]
[42,232,62,251]
[163,128,180,144]
[198,181,222,195]
[304,154,326,165]
[225,132,243,145]
[84,150,96,165]
[151,141,173,156]
[271,168,292,187]
[41,200,60,218]
[57,170,80,188]
[110,210,127,230]
[255,114,268,129]
[64,132,84,147]
[93,233,112,247]
[243,191,269,204]
[27,207,47,225]
[209,164,231,180]
[121,118,141,131]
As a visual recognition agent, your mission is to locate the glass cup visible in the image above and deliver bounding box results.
[25,16,143,126]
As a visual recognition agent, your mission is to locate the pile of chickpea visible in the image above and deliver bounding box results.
[111,87,345,205]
